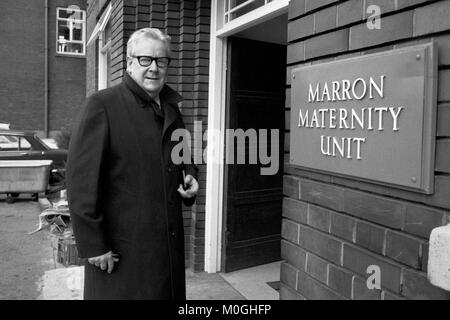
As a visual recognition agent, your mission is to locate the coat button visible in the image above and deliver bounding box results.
[171,232,175,236]
[167,166,172,173]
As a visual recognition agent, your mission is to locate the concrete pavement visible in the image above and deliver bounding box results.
[0,198,246,300]
[40,266,246,300]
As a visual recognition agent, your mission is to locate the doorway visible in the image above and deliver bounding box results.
[222,35,286,272]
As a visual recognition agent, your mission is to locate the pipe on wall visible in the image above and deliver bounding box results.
[44,0,49,137]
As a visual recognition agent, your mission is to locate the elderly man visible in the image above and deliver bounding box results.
[66,28,199,300]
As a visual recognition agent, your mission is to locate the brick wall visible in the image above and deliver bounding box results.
[0,0,86,134]
[282,0,450,300]
[85,0,210,270]
[49,0,87,133]
[0,0,45,130]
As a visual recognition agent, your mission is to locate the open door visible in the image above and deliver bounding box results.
[223,37,286,272]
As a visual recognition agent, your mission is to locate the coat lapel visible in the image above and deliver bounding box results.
[122,73,183,139]
[160,85,183,139]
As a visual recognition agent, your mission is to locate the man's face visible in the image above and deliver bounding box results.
[127,38,169,98]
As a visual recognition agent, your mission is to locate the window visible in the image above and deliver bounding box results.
[224,0,274,23]
[97,4,113,89]
[99,12,112,89]
[0,135,30,151]
[56,6,86,55]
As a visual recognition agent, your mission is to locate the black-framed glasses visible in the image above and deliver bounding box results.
[130,55,171,68]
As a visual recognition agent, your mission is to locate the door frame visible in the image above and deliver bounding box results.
[205,0,289,273]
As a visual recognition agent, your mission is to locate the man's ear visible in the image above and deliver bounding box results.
[126,57,133,71]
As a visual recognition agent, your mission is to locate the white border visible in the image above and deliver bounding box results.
[204,0,288,273]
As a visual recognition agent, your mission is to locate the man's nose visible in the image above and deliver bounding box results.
[149,59,158,72]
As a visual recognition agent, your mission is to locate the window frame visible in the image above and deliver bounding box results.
[56,7,86,56]
[98,3,113,90]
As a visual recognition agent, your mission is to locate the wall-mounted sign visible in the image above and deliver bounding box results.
[290,43,437,194]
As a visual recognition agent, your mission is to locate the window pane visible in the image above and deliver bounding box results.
[58,8,83,21]
[19,137,31,150]
[72,22,83,41]
[230,0,265,20]
[230,0,250,9]
[60,42,83,54]
[0,135,19,150]
[58,21,70,41]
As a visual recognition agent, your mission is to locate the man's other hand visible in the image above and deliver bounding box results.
[88,251,120,274]
[177,174,199,199]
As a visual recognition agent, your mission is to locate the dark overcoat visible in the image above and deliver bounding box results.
[66,74,197,300]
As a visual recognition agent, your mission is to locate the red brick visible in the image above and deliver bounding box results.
[314,6,337,34]
[295,167,450,212]
[297,269,344,300]
[437,105,450,137]
[283,198,308,224]
[299,225,343,265]
[300,179,345,211]
[337,0,364,27]
[281,240,307,271]
[404,204,446,239]
[286,88,291,107]
[327,264,353,299]
[397,0,434,10]
[421,242,429,272]
[304,29,349,60]
[288,15,314,42]
[283,175,300,199]
[382,291,406,300]
[285,132,290,153]
[289,0,306,20]
[287,41,305,64]
[305,0,339,13]
[282,219,300,245]
[307,204,331,232]
[285,110,291,130]
[281,262,298,290]
[330,212,355,242]
[355,221,386,255]
[343,244,402,293]
[414,0,450,36]
[363,44,394,55]
[306,252,329,283]
[280,283,306,300]
[343,189,405,229]
[428,175,450,209]
[435,34,450,66]
[401,268,450,299]
[349,11,413,50]
[385,231,422,269]
[353,276,381,300]
[438,69,450,102]
[364,0,396,18]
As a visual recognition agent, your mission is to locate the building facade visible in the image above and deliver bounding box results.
[0,0,87,136]
[85,0,450,299]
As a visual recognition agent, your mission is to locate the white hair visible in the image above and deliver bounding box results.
[126,28,172,57]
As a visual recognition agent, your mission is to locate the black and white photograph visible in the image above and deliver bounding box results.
[1,0,450,308]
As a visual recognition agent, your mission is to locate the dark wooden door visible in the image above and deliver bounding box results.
[223,37,286,272]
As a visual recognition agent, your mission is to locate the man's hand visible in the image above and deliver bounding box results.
[88,251,120,274]
[177,174,199,199]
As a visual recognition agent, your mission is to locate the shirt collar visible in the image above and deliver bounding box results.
[123,72,183,107]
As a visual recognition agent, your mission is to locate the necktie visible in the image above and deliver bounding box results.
[150,100,164,118]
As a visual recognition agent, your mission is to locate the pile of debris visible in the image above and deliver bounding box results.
[30,192,85,267]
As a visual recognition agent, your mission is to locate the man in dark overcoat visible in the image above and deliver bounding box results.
[66,28,199,300]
